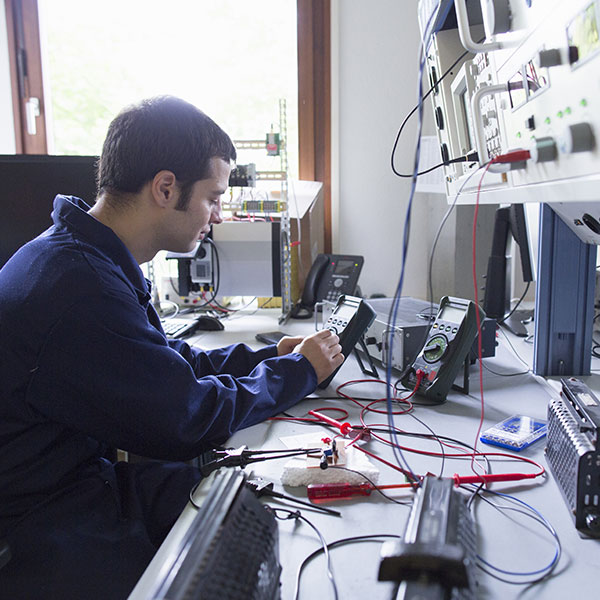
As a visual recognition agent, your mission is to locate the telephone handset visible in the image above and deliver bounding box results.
[301,253,330,307]
[318,294,376,388]
[401,296,485,403]
[300,253,364,310]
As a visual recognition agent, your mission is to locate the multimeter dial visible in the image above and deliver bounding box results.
[422,334,448,363]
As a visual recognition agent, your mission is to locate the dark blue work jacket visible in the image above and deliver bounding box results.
[0,195,317,598]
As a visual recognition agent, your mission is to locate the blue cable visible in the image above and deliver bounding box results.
[470,486,562,582]
[385,1,442,481]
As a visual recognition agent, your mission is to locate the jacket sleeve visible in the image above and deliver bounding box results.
[168,338,279,378]
[26,291,317,461]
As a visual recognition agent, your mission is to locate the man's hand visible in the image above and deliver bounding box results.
[276,335,306,357]
[292,329,344,385]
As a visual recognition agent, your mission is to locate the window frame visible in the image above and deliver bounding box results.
[4,0,47,153]
[4,0,331,249]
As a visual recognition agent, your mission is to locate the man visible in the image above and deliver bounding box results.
[0,96,343,599]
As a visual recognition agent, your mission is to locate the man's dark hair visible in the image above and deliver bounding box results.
[97,96,236,210]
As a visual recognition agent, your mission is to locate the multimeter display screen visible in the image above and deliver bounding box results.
[334,303,355,320]
[334,260,355,276]
[439,304,466,324]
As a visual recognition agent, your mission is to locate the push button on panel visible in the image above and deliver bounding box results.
[525,115,535,130]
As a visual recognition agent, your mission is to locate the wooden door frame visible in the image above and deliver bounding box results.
[297,0,331,252]
[4,0,47,153]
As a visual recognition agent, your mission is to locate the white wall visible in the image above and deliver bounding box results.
[0,0,16,153]
[331,1,496,302]
[332,0,435,299]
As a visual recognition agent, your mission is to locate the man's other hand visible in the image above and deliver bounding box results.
[292,330,344,385]
[276,335,306,357]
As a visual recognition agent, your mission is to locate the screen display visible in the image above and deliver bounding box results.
[439,303,466,324]
[567,2,600,65]
[460,89,475,151]
[334,259,355,276]
[334,302,356,321]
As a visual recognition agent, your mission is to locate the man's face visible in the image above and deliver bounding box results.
[166,157,230,253]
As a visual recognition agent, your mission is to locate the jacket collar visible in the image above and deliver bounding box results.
[51,195,152,306]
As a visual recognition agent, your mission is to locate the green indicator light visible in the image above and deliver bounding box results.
[557,110,564,118]
[516,131,522,138]
[545,116,551,124]
[565,106,572,115]
[581,98,588,107]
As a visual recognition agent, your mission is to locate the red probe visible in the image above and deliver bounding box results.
[452,471,540,486]
[307,409,371,440]
[307,481,413,503]
[308,409,353,435]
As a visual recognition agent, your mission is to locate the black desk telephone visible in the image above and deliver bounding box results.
[293,254,364,318]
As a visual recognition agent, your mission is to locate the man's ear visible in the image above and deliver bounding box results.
[151,170,177,208]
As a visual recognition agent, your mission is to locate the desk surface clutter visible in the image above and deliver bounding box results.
[130,308,600,600]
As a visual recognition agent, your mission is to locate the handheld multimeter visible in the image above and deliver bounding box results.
[402,296,485,402]
[318,294,376,389]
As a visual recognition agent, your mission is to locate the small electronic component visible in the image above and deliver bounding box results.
[480,415,547,451]
[306,438,346,470]
[241,199,282,213]
[266,130,280,156]
[229,163,256,187]
[280,441,379,487]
